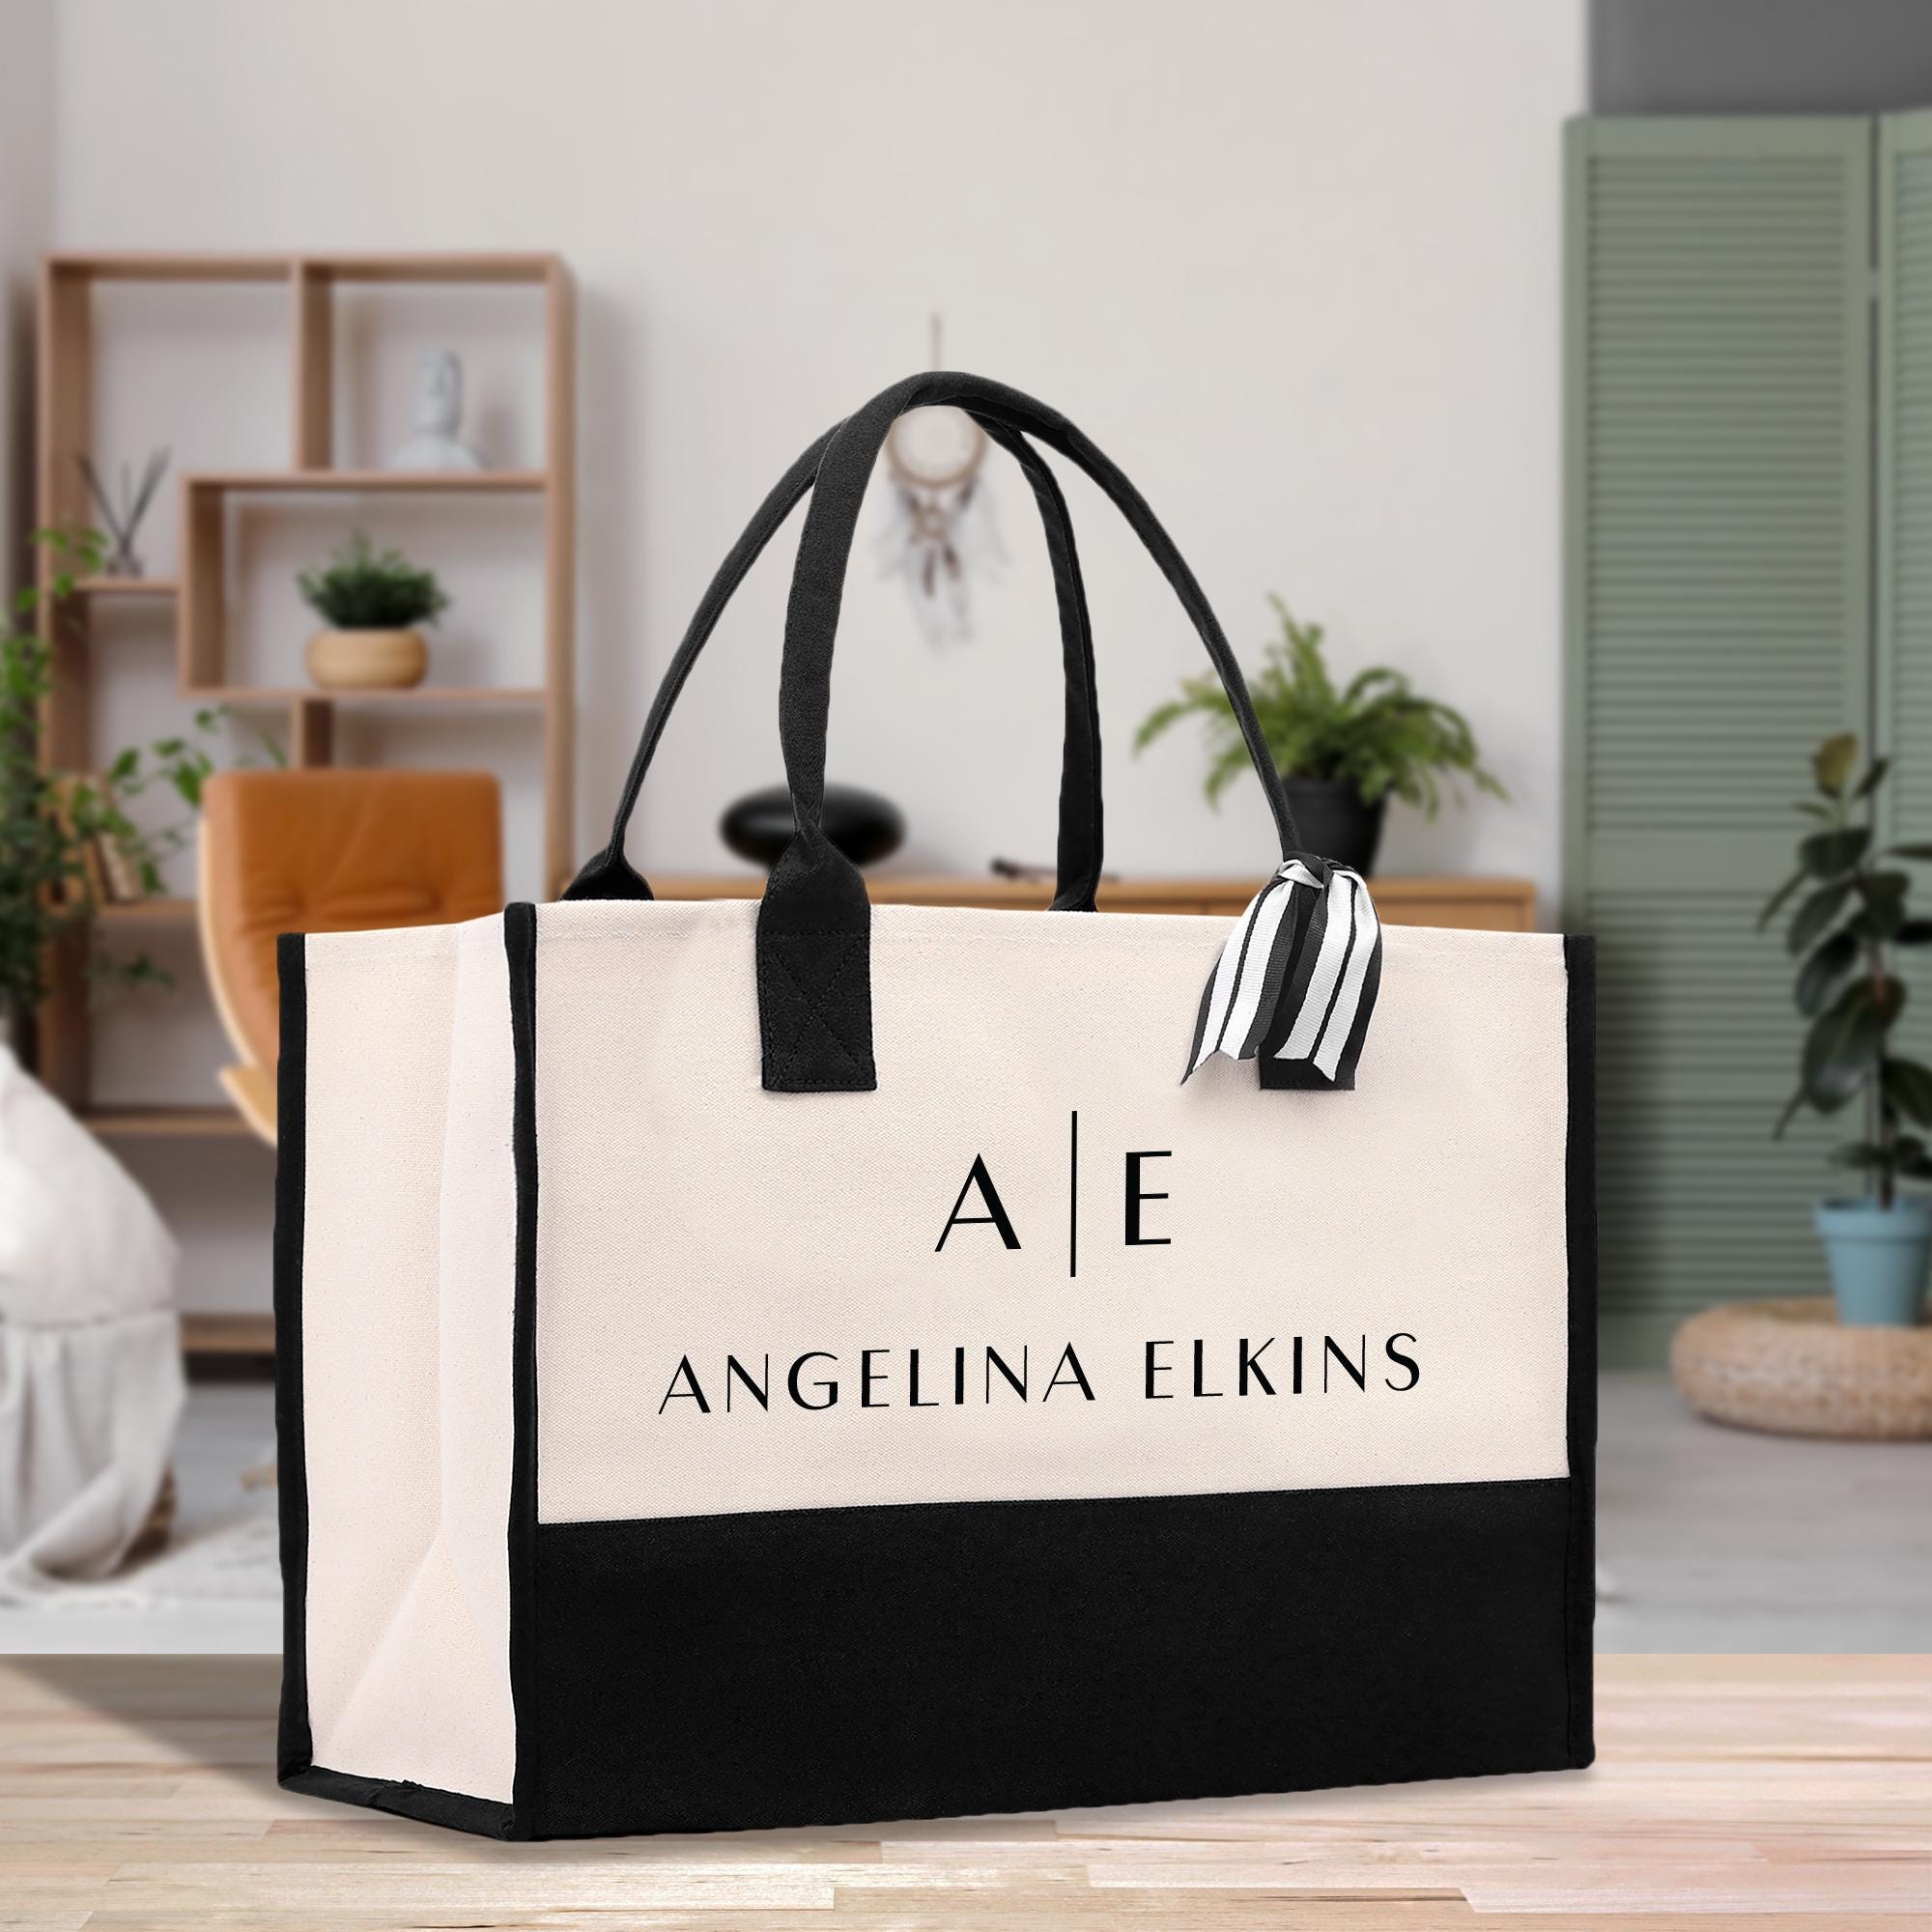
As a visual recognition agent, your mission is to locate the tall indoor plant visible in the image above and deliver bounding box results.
[1134,595,1503,871]
[1760,731,1932,1325]
[1,531,274,1061]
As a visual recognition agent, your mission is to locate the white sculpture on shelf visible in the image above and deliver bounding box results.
[389,349,485,471]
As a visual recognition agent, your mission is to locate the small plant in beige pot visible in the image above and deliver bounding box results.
[298,531,449,690]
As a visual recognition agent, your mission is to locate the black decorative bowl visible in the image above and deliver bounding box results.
[721,783,906,870]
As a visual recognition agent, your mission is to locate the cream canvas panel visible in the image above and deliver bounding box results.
[532,900,1574,1524]
[301,920,518,1804]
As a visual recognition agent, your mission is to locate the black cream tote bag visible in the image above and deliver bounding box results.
[275,372,1597,1840]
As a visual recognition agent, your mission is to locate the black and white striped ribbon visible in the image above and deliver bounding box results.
[1183,857,1383,1090]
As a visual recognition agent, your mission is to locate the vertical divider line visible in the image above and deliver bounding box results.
[1068,1108,1079,1279]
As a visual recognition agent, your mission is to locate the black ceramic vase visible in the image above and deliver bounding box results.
[1281,778,1385,875]
[721,783,906,870]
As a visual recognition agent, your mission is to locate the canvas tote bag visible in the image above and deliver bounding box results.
[275,372,1596,1841]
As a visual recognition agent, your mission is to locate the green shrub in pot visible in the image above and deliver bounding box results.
[1761,731,1932,1325]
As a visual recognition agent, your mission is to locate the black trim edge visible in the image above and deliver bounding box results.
[1563,933,1599,1768]
[275,916,544,1836]
[504,902,543,1838]
[272,931,311,1782]
[283,1765,517,1840]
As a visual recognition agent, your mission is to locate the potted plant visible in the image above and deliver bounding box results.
[1134,595,1504,871]
[298,531,449,691]
[2,531,278,1058]
[1761,732,1932,1326]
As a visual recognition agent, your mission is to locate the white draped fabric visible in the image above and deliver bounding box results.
[0,1046,183,1599]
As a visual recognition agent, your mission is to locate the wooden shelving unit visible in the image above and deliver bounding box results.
[92,895,196,925]
[72,578,180,599]
[36,250,576,1130]
[80,1105,258,1140]
[179,1312,276,1356]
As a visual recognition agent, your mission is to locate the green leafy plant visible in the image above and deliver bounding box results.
[298,531,449,630]
[1,529,283,1044]
[1134,594,1506,811]
[1760,731,1932,1208]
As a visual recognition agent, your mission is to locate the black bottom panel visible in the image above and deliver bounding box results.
[532,1477,1588,1839]
[281,1765,516,1839]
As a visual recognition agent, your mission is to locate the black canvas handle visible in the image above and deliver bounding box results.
[756,373,1299,1094]
[566,412,1107,910]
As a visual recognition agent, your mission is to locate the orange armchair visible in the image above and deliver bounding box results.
[198,770,504,1142]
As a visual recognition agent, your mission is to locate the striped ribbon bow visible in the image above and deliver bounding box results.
[1183,858,1383,1090]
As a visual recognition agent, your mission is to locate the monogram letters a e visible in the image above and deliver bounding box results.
[933,1114,1170,1268]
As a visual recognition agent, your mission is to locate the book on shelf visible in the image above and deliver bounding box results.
[49,773,152,910]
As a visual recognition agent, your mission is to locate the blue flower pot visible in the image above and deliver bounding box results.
[1814,1197,1932,1327]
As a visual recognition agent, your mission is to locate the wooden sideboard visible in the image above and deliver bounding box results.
[654,874,1539,932]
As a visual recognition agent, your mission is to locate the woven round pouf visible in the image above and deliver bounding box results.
[1671,1296,1932,1439]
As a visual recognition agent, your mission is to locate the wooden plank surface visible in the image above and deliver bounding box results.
[43,250,559,287]
[177,1316,275,1357]
[542,256,578,897]
[177,469,547,493]
[75,1106,253,1140]
[0,1656,1923,1927]
[655,874,1540,931]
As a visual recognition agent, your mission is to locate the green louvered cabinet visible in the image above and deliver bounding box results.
[1564,118,1873,1364]
[1873,113,1932,1189]
[1879,111,1932,845]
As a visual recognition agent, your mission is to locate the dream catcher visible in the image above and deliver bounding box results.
[875,322,1004,643]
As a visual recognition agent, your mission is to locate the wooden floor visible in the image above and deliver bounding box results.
[0,1657,1926,1928]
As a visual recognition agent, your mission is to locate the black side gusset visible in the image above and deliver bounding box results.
[272,932,311,1783]
[275,916,547,1836]
[504,902,544,1837]
[1562,933,1599,1766]
[283,1765,517,1840]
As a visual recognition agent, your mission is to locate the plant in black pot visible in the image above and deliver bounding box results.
[1133,595,1503,872]
[1761,731,1932,1326]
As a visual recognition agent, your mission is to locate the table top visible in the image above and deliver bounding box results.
[2,1655,1926,1926]
[654,872,1536,902]
[652,873,1542,928]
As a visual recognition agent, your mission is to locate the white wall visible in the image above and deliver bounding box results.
[48,0,1584,1312]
